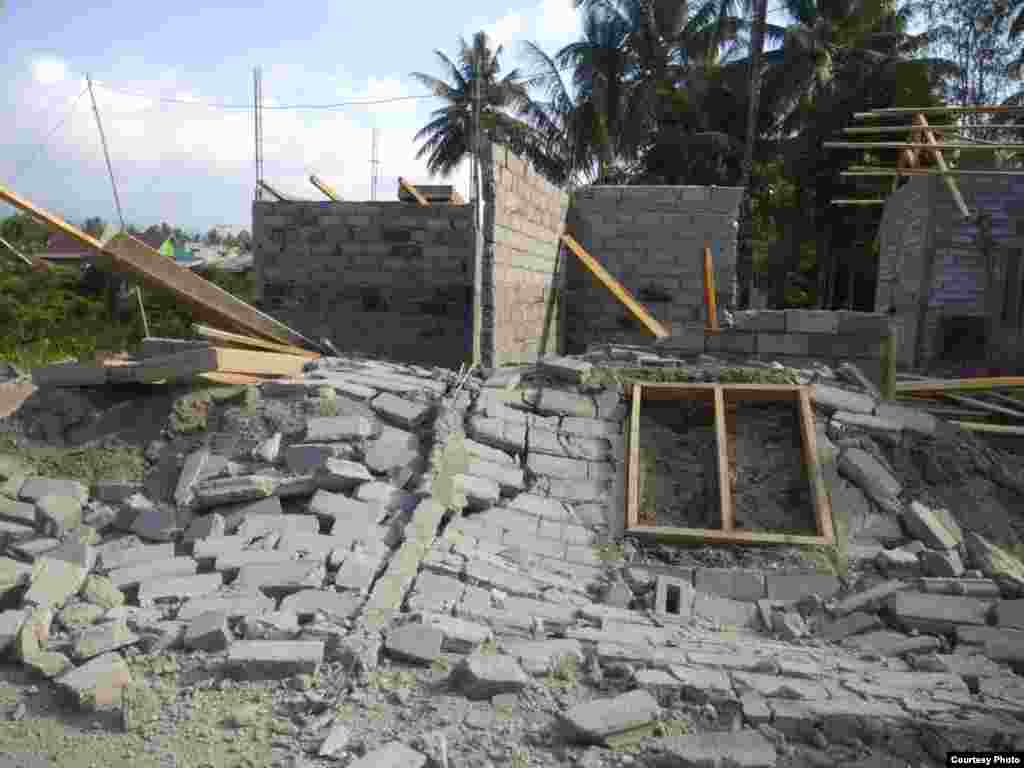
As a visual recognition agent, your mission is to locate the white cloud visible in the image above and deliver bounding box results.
[486,12,529,48]
[536,0,580,45]
[32,57,67,85]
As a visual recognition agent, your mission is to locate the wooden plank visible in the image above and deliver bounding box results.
[912,113,970,218]
[211,348,308,377]
[627,384,642,529]
[714,386,734,532]
[843,168,1024,177]
[719,384,803,402]
[855,105,1024,118]
[199,372,276,385]
[192,324,320,359]
[626,525,831,547]
[309,174,340,201]
[560,234,670,340]
[824,142,1024,150]
[951,421,1024,435]
[831,200,886,206]
[799,388,835,544]
[895,377,1024,394]
[842,125,1024,134]
[0,182,317,350]
[398,177,429,206]
[128,347,220,383]
[941,393,1024,420]
[703,241,719,331]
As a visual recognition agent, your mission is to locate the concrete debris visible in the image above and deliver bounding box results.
[4,345,1024,766]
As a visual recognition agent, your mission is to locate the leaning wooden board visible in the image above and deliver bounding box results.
[0,181,318,351]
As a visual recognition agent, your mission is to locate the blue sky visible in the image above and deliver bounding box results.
[0,0,790,232]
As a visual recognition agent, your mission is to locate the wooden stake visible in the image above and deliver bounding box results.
[912,113,971,218]
[560,234,670,340]
[880,333,896,400]
[855,105,1024,118]
[824,141,1024,150]
[627,384,641,529]
[703,241,719,331]
[135,286,150,338]
[714,386,733,532]
[192,324,320,358]
[398,177,429,206]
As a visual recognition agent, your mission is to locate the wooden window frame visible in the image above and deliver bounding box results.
[624,382,835,546]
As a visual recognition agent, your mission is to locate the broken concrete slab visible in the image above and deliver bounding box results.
[652,729,777,768]
[465,458,525,494]
[810,383,875,415]
[0,497,36,526]
[7,536,61,562]
[173,449,210,510]
[309,489,385,528]
[279,589,361,621]
[219,496,284,534]
[560,689,660,746]
[819,611,881,642]
[129,501,181,542]
[694,593,760,628]
[226,640,324,679]
[467,416,528,454]
[920,548,965,578]
[193,475,278,510]
[995,600,1024,630]
[106,557,198,590]
[452,653,530,700]
[71,619,139,661]
[874,402,937,437]
[306,415,379,442]
[885,591,993,634]
[55,652,133,711]
[369,392,432,428]
[97,541,175,572]
[830,579,908,616]
[523,388,597,418]
[236,513,319,540]
[354,481,417,514]
[903,501,962,550]
[34,494,82,539]
[452,474,501,510]
[176,590,276,621]
[731,671,829,700]
[920,577,1001,598]
[183,512,226,542]
[695,568,766,602]
[80,575,124,610]
[666,666,734,703]
[137,573,223,606]
[253,432,282,464]
[242,610,301,641]
[316,458,374,492]
[23,557,88,609]
[332,550,382,595]
[0,608,28,654]
[498,638,584,676]
[346,742,426,768]
[464,438,517,466]
[844,630,942,657]
[764,572,840,602]
[385,623,443,665]
[837,448,902,515]
[284,443,346,474]
[235,561,326,595]
[19,478,88,505]
[364,431,421,475]
[183,610,232,652]
[411,612,490,654]
[528,426,612,461]
[963,531,1024,593]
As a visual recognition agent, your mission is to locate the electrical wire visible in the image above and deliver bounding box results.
[9,85,88,184]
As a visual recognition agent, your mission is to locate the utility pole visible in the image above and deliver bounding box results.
[371,127,380,201]
[736,0,768,309]
[254,67,263,201]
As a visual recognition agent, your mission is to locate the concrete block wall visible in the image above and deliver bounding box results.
[480,141,570,368]
[565,185,743,353]
[657,310,893,385]
[253,201,474,369]
[875,170,1024,368]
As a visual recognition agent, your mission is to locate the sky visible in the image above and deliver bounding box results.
[0,0,791,233]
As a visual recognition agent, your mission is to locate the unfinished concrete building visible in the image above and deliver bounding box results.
[252,142,744,369]
[876,161,1024,369]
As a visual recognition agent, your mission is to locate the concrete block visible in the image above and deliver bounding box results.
[528,427,611,461]
[130,501,181,542]
[236,513,319,540]
[885,592,993,634]
[837,311,891,336]
[0,497,36,526]
[55,652,133,711]
[305,415,379,442]
[385,623,443,665]
[559,689,660,746]
[756,333,810,357]
[316,458,373,492]
[523,388,596,418]
[732,310,786,332]
[656,730,777,767]
[107,557,197,590]
[174,449,210,509]
[695,568,766,601]
[537,355,593,384]
[72,619,139,661]
[347,743,426,768]
[874,404,937,437]
[19,478,88,505]
[903,500,962,550]
[284,443,345,474]
[219,496,284,533]
[279,588,362,621]
[452,653,529,700]
[23,557,88,609]
[785,310,839,334]
[176,590,276,621]
[706,330,756,355]
[654,575,695,621]
[34,495,83,538]
[235,561,326,595]
[819,611,882,642]
[0,608,28,654]
[693,593,761,628]
[332,551,381,595]
[810,383,876,415]
[137,573,223,606]
[355,481,417,513]
[226,640,324,679]
[465,458,526,493]
[417,612,492,653]
[837,448,902,516]
[184,610,231,651]
[193,476,278,510]
[183,512,225,542]
[370,392,432,428]
[453,474,501,510]
[764,572,841,602]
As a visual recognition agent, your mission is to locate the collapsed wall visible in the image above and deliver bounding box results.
[253,201,474,369]
[565,185,743,352]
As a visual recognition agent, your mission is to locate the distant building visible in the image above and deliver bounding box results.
[37,231,93,263]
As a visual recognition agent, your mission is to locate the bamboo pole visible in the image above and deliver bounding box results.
[843,167,1024,176]
[258,180,290,201]
[952,421,1024,435]
[824,142,1024,150]
[842,124,1024,134]
[855,106,1024,118]
[913,113,971,218]
[831,199,887,205]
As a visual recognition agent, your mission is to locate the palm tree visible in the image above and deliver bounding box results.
[411,32,534,178]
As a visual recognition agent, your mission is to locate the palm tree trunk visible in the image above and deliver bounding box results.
[736,0,768,308]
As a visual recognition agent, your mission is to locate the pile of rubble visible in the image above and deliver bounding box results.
[0,348,1023,767]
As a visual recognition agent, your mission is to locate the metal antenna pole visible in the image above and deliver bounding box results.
[87,75,125,230]
[254,67,263,201]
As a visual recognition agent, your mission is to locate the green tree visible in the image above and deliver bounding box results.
[206,228,221,245]
[411,31,534,178]
[82,217,107,239]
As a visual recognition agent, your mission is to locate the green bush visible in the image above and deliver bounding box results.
[0,263,256,369]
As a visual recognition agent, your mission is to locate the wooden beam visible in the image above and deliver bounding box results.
[0,181,318,350]
[940,393,1024,420]
[913,113,971,218]
[856,105,1024,118]
[799,388,835,545]
[714,386,734,532]
[895,377,1024,394]
[625,525,832,547]
[703,241,719,331]
[258,180,290,201]
[951,421,1024,435]
[825,141,1024,150]
[627,383,641,529]
[398,177,429,206]
[840,125,1024,134]
[560,234,670,340]
[831,199,887,206]
[199,372,278,385]
[192,324,320,359]
[843,168,1024,176]
[309,174,341,201]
